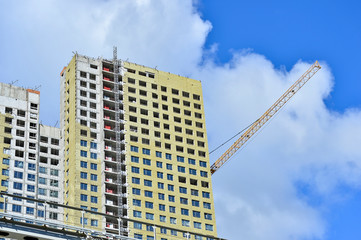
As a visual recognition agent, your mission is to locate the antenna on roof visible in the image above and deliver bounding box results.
[10,80,19,85]
[34,85,41,91]
[54,120,59,127]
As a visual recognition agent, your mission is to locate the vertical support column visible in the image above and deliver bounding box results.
[118,217,121,236]
[82,210,85,228]
[44,203,47,221]
[153,226,157,240]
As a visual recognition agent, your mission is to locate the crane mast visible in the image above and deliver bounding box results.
[210,61,321,174]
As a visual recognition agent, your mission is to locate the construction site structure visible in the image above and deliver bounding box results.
[59,51,217,239]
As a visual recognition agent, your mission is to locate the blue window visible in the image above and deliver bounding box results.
[177,156,184,162]
[169,206,176,213]
[14,171,23,179]
[201,171,208,177]
[81,140,87,147]
[144,190,153,198]
[199,161,207,167]
[204,213,212,220]
[168,195,175,202]
[204,202,211,209]
[144,180,152,187]
[156,161,162,168]
[202,191,210,198]
[13,193,22,201]
[132,188,141,195]
[91,185,97,192]
[80,194,88,201]
[12,204,21,213]
[146,225,154,231]
[131,166,140,174]
[179,187,187,194]
[181,208,189,216]
[13,182,22,190]
[157,172,163,179]
[39,166,46,173]
[142,148,150,155]
[81,150,87,157]
[28,163,36,170]
[156,151,162,158]
[193,211,200,218]
[180,197,188,204]
[205,224,213,231]
[132,177,140,184]
[81,183,87,190]
[191,189,198,196]
[144,169,151,176]
[168,184,174,191]
[166,164,172,170]
[158,193,165,200]
[158,183,164,189]
[80,217,88,225]
[146,213,154,220]
[160,215,166,223]
[188,158,196,165]
[165,153,172,160]
[2,158,10,165]
[26,207,34,215]
[80,172,87,179]
[134,234,143,239]
[194,222,201,229]
[38,188,46,196]
[91,207,98,212]
[91,174,97,181]
[167,174,173,181]
[189,168,197,175]
[170,217,176,224]
[182,219,190,227]
[2,169,9,176]
[143,158,151,165]
[14,160,24,168]
[134,222,142,229]
[133,199,141,207]
[192,200,200,207]
[90,153,97,159]
[91,196,98,203]
[38,210,45,217]
[27,174,35,181]
[131,156,139,163]
[145,202,153,209]
[38,177,46,184]
[133,210,141,218]
[178,166,185,173]
[81,161,87,168]
[90,163,97,170]
[1,180,8,187]
[91,219,98,227]
[130,146,139,152]
[90,142,97,149]
[159,204,165,211]
[161,227,167,234]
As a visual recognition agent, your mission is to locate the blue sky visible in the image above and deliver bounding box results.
[1,1,361,239]
[200,0,361,111]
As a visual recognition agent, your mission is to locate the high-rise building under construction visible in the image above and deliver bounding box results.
[60,53,217,239]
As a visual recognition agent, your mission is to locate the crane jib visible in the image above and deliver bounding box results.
[210,61,321,175]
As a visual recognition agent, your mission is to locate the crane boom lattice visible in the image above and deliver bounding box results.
[210,61,321,174]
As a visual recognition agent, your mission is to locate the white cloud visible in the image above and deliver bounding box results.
[1,1,361,240]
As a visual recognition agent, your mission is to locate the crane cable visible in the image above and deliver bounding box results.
[209,119,259,155]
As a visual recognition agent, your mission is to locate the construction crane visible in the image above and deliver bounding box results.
[210,61,321,174]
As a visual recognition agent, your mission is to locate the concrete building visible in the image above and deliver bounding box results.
[0,83,63,223]
[60,53,217,239]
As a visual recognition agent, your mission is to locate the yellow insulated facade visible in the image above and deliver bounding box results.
[60,54,217,239]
